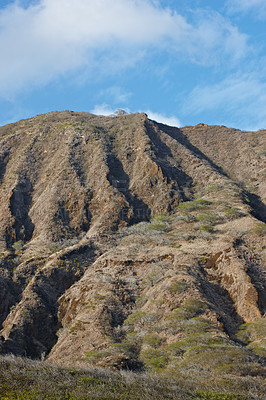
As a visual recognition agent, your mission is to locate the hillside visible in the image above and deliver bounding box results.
[0,111,265,398]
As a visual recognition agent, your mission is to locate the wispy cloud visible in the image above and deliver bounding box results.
[226,0,266,17]
[0,0,249,99]
[90,104,117,116]
[146,111,181,127]
[182,69,266,130]
[91,104,181,128]
[98,87,132,105]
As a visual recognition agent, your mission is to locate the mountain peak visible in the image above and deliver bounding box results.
[0,112,265,379]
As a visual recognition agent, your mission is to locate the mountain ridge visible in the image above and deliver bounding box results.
[0,111,265,381]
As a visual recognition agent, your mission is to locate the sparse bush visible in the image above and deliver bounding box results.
[251,222,266,236]
[169,244,182,248]
[85,350,107,363]
[169,299,207,320]
[177,200,212,212]
[236,319,266,357]
[199,225,215,233]
[12,240,24,251]
[123,221,149,235]
[167,317,212,335]
[195,390,246,399]
[247,340,266,357]
[168,281,190,293]
[163,334,229,358]
[135,293,148,307]
[196,184,224,197]
[124,311,147,326]
[223,207,244,220]
[151,213,168,223]
[144,269,164,286]
[0,345,264,399]
[173,213,197,222]
[139,348,168,371]
[143,333,163,348]
[112,332,141,358]
[197,212,219,225]
[123,311,159,330]
[148,221,168,231]
[178,341,258,375]
[180,233,197,240]
[181,317,212,334]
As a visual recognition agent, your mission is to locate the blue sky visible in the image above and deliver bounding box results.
[0,0,265,130]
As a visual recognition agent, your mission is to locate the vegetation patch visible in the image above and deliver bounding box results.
[168,281,190,293]
[199,225,215,233]
[236,319,266,357]
[168,299,207,320]
[85,350,108,363]
[139,348,168,371]
[196,212,220,225]
[142,333,164,348]
[251,222,266,236]
[177,200,212,212]
[223,207,244,220]
[195,390,247,400]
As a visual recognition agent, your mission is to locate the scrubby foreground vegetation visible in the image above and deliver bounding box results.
[0,354,264,400]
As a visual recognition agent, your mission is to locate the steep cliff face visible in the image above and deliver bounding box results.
[0,111,265,376]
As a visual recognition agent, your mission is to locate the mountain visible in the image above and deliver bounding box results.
[0,111,265,393]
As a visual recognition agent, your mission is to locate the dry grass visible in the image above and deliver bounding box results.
[0,354,264,400]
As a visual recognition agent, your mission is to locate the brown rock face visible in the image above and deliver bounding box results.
[0,111,265,372]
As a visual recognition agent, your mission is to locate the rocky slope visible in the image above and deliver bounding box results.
[0,111,265,378]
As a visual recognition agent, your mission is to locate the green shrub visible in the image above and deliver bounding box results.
[236,320,266,356]
[177,200,211,212]
[168,281,190,293]
[181,317,212,334]
[168,299,207,320]
[139,348,168,371]
[151,214,168,222]
[113,333,141,357]
[143,333,163,348]
[85,350,107,363]
[163,341,185,357]
[124,311,148,328]
[197,212,219,224]
[236,319,266,343]
[135,293,148,307]
[196,184,224,197]
[163,334,230,358]
[199,224,214,233]
[251,222,266,236]
[195,390,247,399]
[247,340,266,357]
[223,207,243,220]
[148,222,167,231]
[145,270,163,286]
[124,311,159,331]
[179,344,253,374]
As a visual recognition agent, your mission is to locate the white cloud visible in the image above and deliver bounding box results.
[91,104,131,116]
[91,105,181,127]
[146,111,181,127]
[227,0,266,17]
[99,87,132,104]
[182,71,266,130]
[0,0,249,98]
[90,104,116,116]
